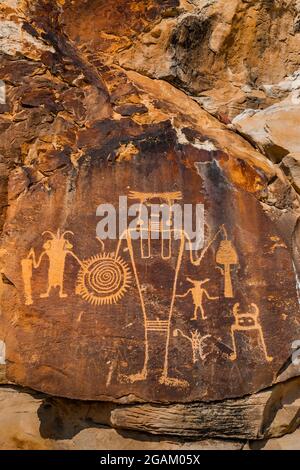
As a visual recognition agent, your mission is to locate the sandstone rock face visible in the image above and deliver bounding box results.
[115,0,300,120]
[0,0,300,449]
[232,84,300,162]
[0,387,245,450]
[0,384,300,449]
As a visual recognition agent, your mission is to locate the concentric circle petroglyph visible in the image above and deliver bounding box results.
[76,253,131,305]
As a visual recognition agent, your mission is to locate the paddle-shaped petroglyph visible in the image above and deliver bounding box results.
[216,228,238,299]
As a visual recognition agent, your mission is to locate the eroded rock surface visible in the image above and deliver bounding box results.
[0,0,300,449]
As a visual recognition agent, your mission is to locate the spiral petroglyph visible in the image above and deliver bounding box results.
[76,253,131,305]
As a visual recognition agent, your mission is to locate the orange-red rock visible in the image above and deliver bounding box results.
[0,0,299,446]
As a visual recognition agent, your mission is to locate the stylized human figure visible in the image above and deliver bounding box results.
[173,329,211,363]
[176,278,219,320]
[22,230,82,303]
[229,303,273,362]
[114,193,235,388]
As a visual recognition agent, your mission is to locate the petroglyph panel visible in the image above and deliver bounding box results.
[1,151,300,403]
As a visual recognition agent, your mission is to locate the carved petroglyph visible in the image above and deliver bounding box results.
[116,196,236,388]
[21,230,132,307]
[145,319,169,332]
[269,236,287,253]
[128,190,183,260]
[19,195,278,392]
[174,329,211,363]
[128,191,183,204]
[76,253,131,305]
[216,231,238,298]
[117,191,199,389]
[116,227,190,389]
[176,278,219,320]
[76,239,131,306]
[229,303,273,362]
[115,199,240,387]
[21,230,82,304]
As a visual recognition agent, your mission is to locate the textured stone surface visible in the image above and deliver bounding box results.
[281,154,300,193]
[1,59,299,402]
[0,387,245,449]
[110,394,270,439]
[109,376,300,439]
[232,98,300,162]
[0,0,300,449]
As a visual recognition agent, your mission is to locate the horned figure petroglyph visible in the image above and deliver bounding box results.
[76,238,132,305]
[21,230,82,304]
[229,303,273,362]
